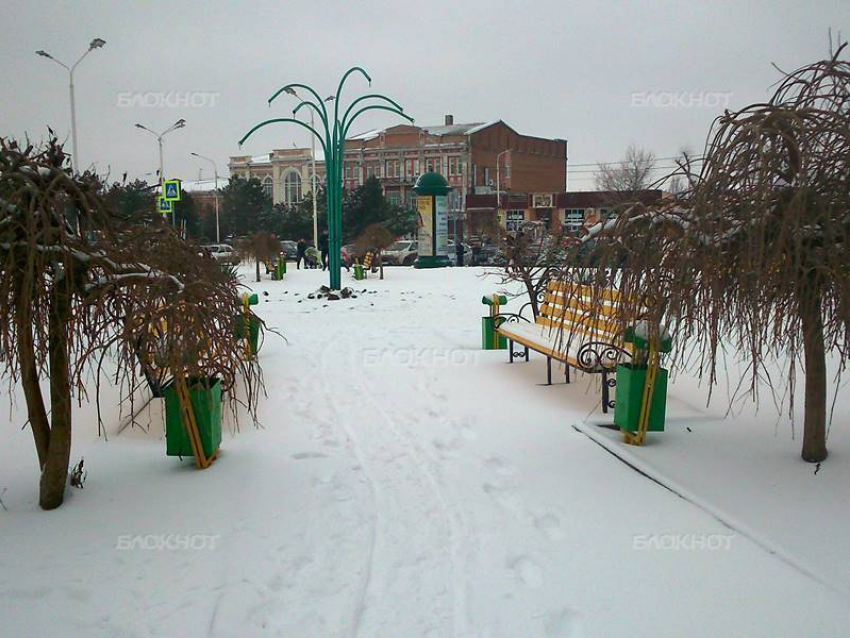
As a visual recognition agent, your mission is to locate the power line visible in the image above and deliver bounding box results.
[568,155,704,168]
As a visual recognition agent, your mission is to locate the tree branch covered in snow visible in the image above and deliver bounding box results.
[0,136,264,509]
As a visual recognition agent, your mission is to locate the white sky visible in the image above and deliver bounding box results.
[2,0,847,189]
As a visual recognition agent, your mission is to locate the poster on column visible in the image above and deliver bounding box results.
[417,195,433,257]
[434,195,448,256]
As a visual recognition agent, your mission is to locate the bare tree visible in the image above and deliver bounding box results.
[572,45,850,463]
[0,137,262,509]
[596,145,657,202]
[239,232,282,282]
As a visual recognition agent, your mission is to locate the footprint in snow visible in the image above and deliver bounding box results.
[543,607,583,638]
[534,513,565,541]
[484,456,517,477]
[507,555,543,589]
[291,452,327,460]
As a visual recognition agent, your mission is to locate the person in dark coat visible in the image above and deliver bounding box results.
[455,240,465,267]
[296,238,307,269]
[319,231,329,271]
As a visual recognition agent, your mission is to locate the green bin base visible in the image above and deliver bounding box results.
[163,377,222,458]
[481,316,507,350]
[613,364,668,432]
[235,313,261,356]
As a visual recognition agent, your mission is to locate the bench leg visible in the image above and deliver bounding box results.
[524,346,529,362]
[565,364,571,384]
[509,340,514,363]
[601,371,616,414]
[547,357,552,385]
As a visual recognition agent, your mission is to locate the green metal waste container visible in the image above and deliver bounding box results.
[163,377,222,458]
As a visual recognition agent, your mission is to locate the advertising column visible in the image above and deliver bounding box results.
[413,172,451,269]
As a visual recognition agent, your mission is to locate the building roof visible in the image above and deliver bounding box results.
[346,121,493,142]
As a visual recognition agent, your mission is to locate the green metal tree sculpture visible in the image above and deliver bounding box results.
[239,67,413,289]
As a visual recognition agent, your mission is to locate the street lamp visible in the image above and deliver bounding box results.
[496,149,511,210]
[191,152,220,244]
[240,68,413,290]
[135,119,186,226]
[36,37,106,173]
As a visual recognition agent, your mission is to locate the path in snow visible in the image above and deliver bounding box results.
[2,266,850,637]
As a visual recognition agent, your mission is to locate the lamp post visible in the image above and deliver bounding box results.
[36,38,106,173]
[239,68,413,290]
[191,152,220,243]
[495,149,510,210]
[135,119,186,226]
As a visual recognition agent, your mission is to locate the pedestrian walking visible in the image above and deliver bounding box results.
[319,231,329,271]
[455,240,465,267]
[296,238,307,269]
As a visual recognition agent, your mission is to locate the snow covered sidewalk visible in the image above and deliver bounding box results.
[2,266,849,637]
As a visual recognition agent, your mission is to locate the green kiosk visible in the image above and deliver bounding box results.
[413,172,451,269]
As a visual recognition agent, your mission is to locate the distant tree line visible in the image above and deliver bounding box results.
[106,175,418,245]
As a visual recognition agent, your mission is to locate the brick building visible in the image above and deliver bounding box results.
[228,115,567,236]
[467,189,670,236]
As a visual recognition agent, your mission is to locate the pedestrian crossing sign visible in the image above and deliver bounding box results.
[158,196,173,214]
[163,179,182,201]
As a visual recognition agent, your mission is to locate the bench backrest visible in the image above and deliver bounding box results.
[537,280,643,348]
[363,252,374,268]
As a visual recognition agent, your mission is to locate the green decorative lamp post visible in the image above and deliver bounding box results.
[238,67,413,290]
[413,172,451,269]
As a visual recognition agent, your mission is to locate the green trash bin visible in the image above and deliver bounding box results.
[481,316,507,350]
[481,294,508,350]
[353,263,366,281]
[163,377,222,458]
[234,312,261,356]
[614,322,673,433]
[614,364,668,432]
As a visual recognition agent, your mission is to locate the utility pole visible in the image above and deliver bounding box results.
[192,152,221,244]
[135,119,187,227]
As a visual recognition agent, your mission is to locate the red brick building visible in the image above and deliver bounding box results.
[229,115,567,236]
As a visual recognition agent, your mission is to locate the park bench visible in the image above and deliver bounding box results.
[496,279,644,412]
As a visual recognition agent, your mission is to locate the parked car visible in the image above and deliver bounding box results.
[280,240,299,260]
[202,243,240,266]
[383,240,418,266]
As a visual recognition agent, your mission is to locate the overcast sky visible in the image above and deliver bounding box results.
[2,0,847,189]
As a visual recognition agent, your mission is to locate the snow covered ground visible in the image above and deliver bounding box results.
[2,264,850,637]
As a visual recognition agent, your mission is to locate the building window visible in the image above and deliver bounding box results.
[564,208,585,233]
[483,166,491,186]
[262,176,273,198]
[506,210,525,232]
[283,171,302,204]
[387,191,400,206]
[600,208,616,221]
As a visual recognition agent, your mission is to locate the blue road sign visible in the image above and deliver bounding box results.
[163,179,182,201]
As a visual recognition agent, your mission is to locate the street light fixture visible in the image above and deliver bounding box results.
[191,152,220,243]
[35,37,106,172]
[135,119,187,226]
